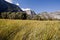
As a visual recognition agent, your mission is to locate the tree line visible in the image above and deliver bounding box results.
[0,12,58,20]
[0,12,27,20]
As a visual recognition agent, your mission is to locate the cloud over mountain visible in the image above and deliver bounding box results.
[5,0,13,3]
[22,8,31,11]
[16,3,19,6]
[5,0,20,6]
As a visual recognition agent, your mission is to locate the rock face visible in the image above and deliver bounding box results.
[25,10,36,15]
[0,0,23,12]
[22,9,36,18]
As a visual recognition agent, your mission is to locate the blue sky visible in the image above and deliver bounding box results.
[6,0,60,13]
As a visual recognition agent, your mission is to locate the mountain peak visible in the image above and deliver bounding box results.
[0,0,23,12]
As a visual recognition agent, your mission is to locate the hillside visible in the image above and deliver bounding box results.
[0,19,60,40]
[0,0,28,20]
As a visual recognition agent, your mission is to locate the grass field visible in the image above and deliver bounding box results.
[0,19,60,40]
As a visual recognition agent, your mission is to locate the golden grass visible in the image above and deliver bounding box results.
[0,19,60,40]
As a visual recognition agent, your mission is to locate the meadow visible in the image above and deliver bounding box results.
[0,19,60,40]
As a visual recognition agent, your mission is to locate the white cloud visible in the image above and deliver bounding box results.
[16,3,19,6]
[5,0,20,6]
[5,0,13,3]
[22,8,31,11]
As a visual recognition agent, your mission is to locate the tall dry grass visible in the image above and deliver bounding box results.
[0,19,60,40]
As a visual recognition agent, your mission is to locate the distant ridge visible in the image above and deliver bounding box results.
[39,11,60,20]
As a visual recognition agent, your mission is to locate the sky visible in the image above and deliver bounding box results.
[5,0,60,13]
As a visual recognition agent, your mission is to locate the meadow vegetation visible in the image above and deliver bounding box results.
[0,19,60,40]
